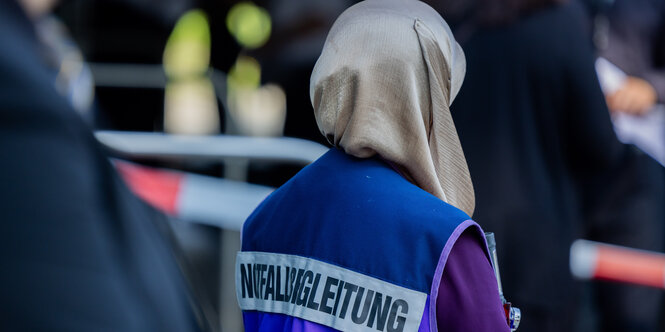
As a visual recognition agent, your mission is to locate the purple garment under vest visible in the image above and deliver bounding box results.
[437,229,509,331]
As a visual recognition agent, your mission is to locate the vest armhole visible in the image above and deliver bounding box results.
[428,219,488,332]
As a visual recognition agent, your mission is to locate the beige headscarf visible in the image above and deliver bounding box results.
[310,0,475,216]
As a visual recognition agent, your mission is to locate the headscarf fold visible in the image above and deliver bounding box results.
[310,0,475,216]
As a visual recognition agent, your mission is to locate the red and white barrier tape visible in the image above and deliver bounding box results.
[570,239,665,289]
[115,161,273,231]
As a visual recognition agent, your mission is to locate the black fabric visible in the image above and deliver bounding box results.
[448,2,664,331]
[0,1,200,330]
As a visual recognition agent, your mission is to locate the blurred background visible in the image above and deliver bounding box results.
[5,0,665,331]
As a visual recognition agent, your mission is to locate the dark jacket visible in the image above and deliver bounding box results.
[448,2,665,331]
[0,1,200,330]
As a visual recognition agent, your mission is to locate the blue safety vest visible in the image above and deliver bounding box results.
[236,148,484,332]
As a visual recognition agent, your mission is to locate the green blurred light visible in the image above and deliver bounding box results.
[163,9,211,78]
[226,2,271,49]
[227,55,261,91]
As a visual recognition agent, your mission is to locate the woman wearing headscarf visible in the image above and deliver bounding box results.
[235,1,510,331]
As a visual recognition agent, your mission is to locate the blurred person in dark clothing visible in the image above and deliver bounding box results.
[597,0,665,115]
[0,0,205,330]
[425,0,665,331]
[591,0,665,167]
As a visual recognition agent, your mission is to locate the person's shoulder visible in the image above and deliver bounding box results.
[391,185,472,226]
[309,149,471,220]
[503,1,592,73]
[520,1,590,39]
[523,1,587,23]
[246,148,471,227]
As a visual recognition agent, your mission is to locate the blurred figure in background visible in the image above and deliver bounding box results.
[597,0,665,116]
[0,0,208,330]
[426,0,665,331]
[592,0,665,166]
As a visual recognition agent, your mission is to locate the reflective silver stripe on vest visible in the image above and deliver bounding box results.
[236,251,427,332]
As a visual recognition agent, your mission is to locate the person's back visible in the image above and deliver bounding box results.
[235,1,510,331]
[239,149,508,332]
[241,149,475,331]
